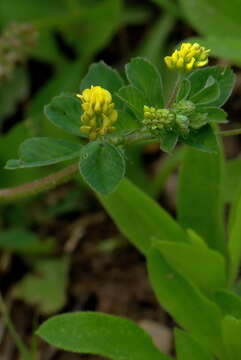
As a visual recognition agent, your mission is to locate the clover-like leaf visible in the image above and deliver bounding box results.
[79,141,125,195]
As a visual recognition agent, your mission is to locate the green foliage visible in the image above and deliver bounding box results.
[0,229,53,255]
[179,0,241,38]
[177,133,226,254]
[0,67,29,125]
[175,329,214,360]
[14,257,69,315]
[44,95,83,136]
[214,290,241,319]
[222,316,241,359]
[178,0,241,65]
[228,185,241,283]
[189,76,220,105]
[99,178,187,254]
[148,249,224,357]
[79,61,124,107]
[153,240,227,294]
[1,16,241,359]
[79,141,125,195]
[5,138,83,169]
[224,158,241,203]
[37,312,170,360]
[117,85,145,120]
[188,67,235,107]
[125,57,164,107]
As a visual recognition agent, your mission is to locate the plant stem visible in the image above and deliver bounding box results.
[0,132,157,204]
[0,293,32,360]
[0,163,79,204]
[219,128,241,136]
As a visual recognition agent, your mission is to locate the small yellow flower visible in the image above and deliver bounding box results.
[164,42,210,72]
[76,85,118,140]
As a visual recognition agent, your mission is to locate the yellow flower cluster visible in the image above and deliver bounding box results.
[76,85,118,140]
[164,42,210,72]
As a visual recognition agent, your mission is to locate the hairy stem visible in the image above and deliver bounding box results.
[0,163,79,204]
[0,132,157,204]
[219,128,241,136]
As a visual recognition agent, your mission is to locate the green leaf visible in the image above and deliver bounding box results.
[0,0,66,25]
[37,312,170,360]
[0,230,53,255]
[5,138,82,169]
[79,61,124,108]
[228,184,241,283]
[147,249,224,356]
[117,85,145,119]
[44,95,83,136]
[204,107,228,123]
[125,57,164,107]
[190,76,220,105]
[176,78,191,102]
[188,66,235,107]
[175,329,214,360]
[178,131,226,254]
[159,132,178,153]
[224,158,241,203]
[98,178,187,254]
[63,0,122,61]
[0,67,29,124]
[79,142,125,195]
[14,258,69,315]
[181,124,218,153]
[222,316,241,360]
[215,290,241,319]
[193,36,241,66]
[115,110,140,133]
[154,240,227,294]
[178,0,241,38]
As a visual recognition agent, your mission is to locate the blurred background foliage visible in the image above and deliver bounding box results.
[1,0,241,357]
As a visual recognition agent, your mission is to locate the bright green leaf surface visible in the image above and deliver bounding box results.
[126,57,164,107]
[222,316,241,360]
[224,158,241,203]
[175,329,214,360]
[148,249,224,356]
[176,78,191,102]
[181,125,218,153]
[154,240,227,294]
[44,95,83,136]
[159,133,178,153]
[215,290,241,319]
[5,138,82,169]
[228,184,241,283]
[204,107,227,123]
[79,142,125,195]
[37,312,170,360]
[190,77,220,105]
[179,0,241,38]
[99,178,187,254]
[188,66,235,107]
[178,132,226,254]
[117,85,146,119]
